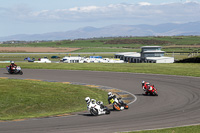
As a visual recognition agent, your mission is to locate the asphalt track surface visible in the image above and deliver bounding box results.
[0,68,200,133]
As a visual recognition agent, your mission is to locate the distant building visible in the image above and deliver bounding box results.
[115,46,174,63]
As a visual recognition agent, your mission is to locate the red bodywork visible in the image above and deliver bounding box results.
[146,85,158,96]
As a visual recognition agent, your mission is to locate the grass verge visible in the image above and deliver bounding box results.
[0,78,108,120]
[0,63,200,77]
[129,125,200,133]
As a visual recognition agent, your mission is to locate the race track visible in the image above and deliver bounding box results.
[0,68,200,133]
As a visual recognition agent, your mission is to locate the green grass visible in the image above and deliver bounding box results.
[1,36,200,53]
[73,47,138,52]
[129,125,200,133]
[0,79,108,120]
[1,63,200,77]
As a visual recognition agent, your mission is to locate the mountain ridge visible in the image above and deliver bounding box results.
[1,21,200,41]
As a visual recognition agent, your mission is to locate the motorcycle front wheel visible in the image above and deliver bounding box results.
[113,103,121,111]
[19,71,23,75]
[90,108,98,116]
[153,92,158,96]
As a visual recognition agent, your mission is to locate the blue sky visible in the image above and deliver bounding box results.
[1,0,200,37]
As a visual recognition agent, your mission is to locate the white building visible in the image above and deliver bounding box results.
[115,46,174,63]
[61,56,83,63]
[34,58,51,63]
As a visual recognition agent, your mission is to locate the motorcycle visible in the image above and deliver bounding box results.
[6,66,23,75]
[145,85,158,96]
[109,96,129,111]
[88,100,110,116]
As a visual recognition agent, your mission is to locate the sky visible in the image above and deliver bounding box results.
[0,0,200,37]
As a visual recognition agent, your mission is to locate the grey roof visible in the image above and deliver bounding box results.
[124,53,141,57]
[115,52,137,55]
[143,50,165,53]
[141,46,162,48]
[146,56,174,60]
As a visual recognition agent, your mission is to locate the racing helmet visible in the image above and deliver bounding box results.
[91,99,96,104]
[97,101,103,105]
[11,61,14,64]
[108,92,112,97]
[85,97,90,104]
[142,81,145,84]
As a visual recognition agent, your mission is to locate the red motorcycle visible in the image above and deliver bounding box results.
[145,85,158,96]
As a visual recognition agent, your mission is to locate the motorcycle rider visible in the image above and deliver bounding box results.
[108,92,125,105]
[108,92,116,104]
[142,81,150,94]
[108,92,128,110]
[142,81,146,91]
[85,97,105,110]
[9,61,17,73]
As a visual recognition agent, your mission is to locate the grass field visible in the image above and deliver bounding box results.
[1,36,200,53]
[1,63,200,77]
[73,47,139,53]
[0,78,108,120]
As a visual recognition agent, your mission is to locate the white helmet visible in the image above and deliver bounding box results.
[91,99,96,104]
[11,61,14,64]
[142,81,145,84]
[85,97,90,104]
[108,92,112,97]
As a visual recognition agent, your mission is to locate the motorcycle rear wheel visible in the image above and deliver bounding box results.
[105,109,110,114]
[104,107,110,114]
[124,104,129,109]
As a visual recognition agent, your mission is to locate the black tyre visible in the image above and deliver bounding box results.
[124,104,129,109]
[90,108,98,116]
[106,109,110,114]
[104,107,110,114]
[153,92,158,96]
[20,71,23,75]
[113,103,121,111]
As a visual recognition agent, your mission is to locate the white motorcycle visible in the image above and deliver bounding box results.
[6,66,23,75]
[88,99,110,116]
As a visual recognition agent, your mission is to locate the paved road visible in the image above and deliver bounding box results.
[0,69,200,133]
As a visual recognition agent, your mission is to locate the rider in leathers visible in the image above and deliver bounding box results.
[9,61,17,73]
[107,92,125,106]
[108,92,117,104]
[142,81,151,94]
[85,97,105,110]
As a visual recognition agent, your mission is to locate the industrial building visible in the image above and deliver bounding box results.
[114,46,174,63]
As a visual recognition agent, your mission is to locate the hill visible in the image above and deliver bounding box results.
[1,22,200,41]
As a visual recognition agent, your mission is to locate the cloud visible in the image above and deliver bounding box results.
[69,6,99,12]
[3,1,200,24]
[138,2,151,6]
